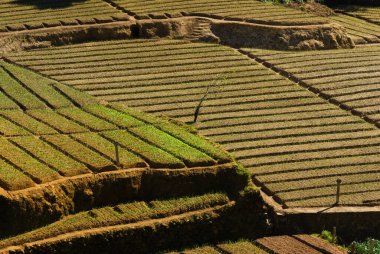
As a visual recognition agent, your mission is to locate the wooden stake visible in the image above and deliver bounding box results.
[114,142,120,166]
[369,239,375,254]
[351,242,356,254]
[332,226,337,244]
[336,179,342,205]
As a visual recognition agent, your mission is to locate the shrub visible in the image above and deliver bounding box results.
[320,230,334,244]
[350,239,380,254]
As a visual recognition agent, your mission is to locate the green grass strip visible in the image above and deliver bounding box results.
[129,125,215,167]
[0,158,35,191]
[0,138,61,184]
[0,193,228,248]
[110,104,232,163]
[52,82,98,107]
[1,61,73,108]
[71,132,146,169]
[0,67,46,109]
[11,136,89,177]
[28,109,88,134]
[102,130,185,169]
[84,105,144,128]
[0,91,19,110]
[0,110,57,135]
[0,115,31,136]
[42,134,114,172]
[57,107,116,131]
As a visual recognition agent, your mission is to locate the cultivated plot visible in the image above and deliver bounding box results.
[165,235,346,254]
[108,0,379,43]
[0,193,232,253]
[337,5,380,25]
[0,0,127,32]
[111,0,324,24]
[11,39,380,208]
[329,14,380,43]
[0,59,240,237]
[244,45,380,129]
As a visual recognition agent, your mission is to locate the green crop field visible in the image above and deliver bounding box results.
[0,193,231,251]
[1,0,380,251]
[0,55,245,244]
[0,0,127,32]
[0,59,234,192]
[11,39,380,208]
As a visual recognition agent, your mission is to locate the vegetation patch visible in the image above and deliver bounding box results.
[0,193,230,250]
[0,61,243,239]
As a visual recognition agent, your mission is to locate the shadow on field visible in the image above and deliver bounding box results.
[11,0,87,9]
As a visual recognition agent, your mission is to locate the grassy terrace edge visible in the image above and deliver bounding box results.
[0,190,268,254]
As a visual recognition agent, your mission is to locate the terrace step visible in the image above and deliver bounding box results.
[0,192,267,254]
[0,193,232,254]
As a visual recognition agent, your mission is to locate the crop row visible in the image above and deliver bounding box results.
[91,83,298,104]
[112,0,323,23]
[0,107,124,136]
[245,46,380,128]
[278,181,380,207]
[110,0,379,41]
[13,47,232,67]
[63,66,261,87]
[75,71,283,91]
[0,6,114,24]
[0,104,232,191]
[51,61,256,82]
[40,55,245,77]
[11,39,380,208]
[330,15,380,43]
[11,41,222,61]
[341,7,380,24]
[0,110,55,135]
[0,193,229,249]
[0,0,121,31]
[0,61,74,109]
[10,39,188,57]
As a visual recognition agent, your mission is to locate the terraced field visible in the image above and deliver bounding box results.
[165,235,346,254]
[10,39,380,208]
[111,0,324,24]
[2,0,380,252]
[0,60,229,190]
[107,0,380,43]
[1,0,379,45]
[244,45,380,128]
[0,193,236,253]
[329,14,380,43]
[0,0,127,32]
[0,59,244,239]
[337,5,380,25]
